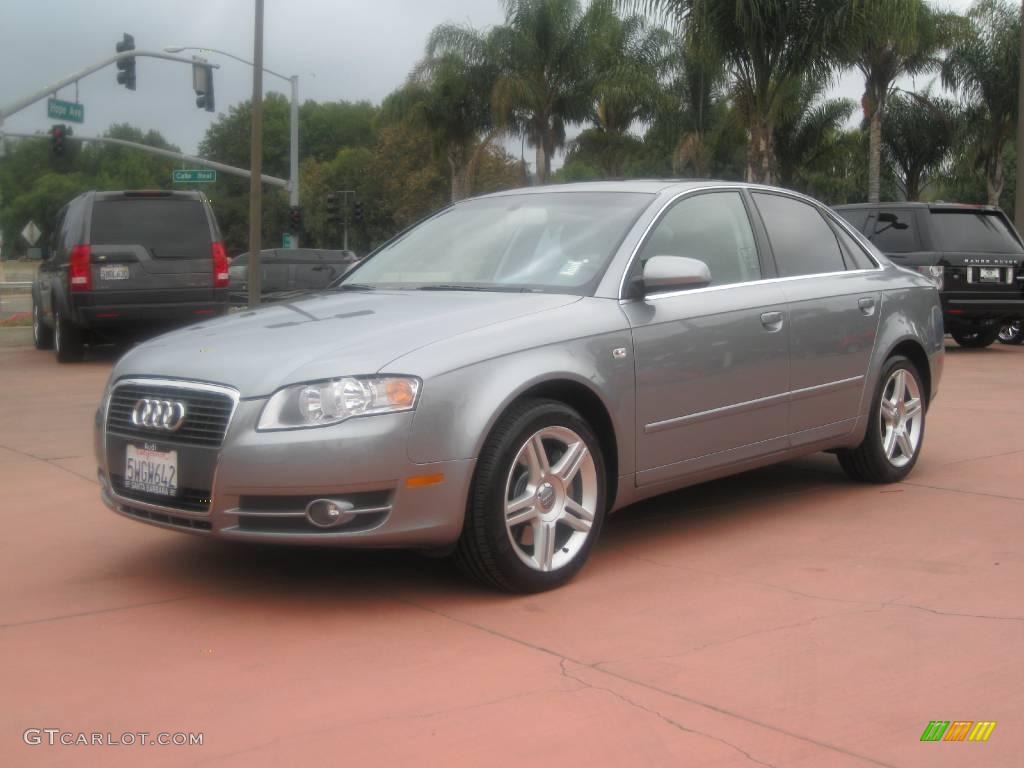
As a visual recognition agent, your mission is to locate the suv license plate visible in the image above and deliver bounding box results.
[125,445,178,496]
[100,265,130,280]
[979,267,1001,282]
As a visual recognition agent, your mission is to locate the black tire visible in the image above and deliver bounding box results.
[837,355,926,484]
[54,311,85,363]
[32,301,53,350]
[997,321,1024,345]
[454,398,607,593]
[951,326,1001,348]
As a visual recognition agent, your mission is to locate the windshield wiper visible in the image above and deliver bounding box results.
[415,284,521,292]
[336,282,376,291]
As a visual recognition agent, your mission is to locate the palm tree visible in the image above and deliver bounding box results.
[942,0,1020,205]
[638,0,858,184]
[853,0,954,203]
[882,90,959,200]
[773,78,857,192]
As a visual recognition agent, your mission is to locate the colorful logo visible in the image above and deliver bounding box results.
[920,721,996,742]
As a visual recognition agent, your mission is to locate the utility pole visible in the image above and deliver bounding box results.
[247,0,264,309]
[1016,1,1024,227]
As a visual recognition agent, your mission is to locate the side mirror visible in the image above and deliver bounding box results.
[638,255,711,296]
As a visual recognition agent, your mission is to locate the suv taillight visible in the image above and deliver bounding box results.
[69,244,92,292]
[212,242,229,288]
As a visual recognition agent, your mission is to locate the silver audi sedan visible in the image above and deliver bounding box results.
[95,181,944,592]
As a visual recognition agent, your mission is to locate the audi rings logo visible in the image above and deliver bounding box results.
[131,399,187,431]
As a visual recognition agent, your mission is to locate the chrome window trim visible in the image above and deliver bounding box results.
[617,184,884,301]
[103,377,240,516]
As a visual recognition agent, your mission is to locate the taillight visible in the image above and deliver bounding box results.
[69,244,92,292]
[212,242,229,288]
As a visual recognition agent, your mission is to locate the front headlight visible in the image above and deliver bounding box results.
[257,376,421,431]
[916,265,944,290]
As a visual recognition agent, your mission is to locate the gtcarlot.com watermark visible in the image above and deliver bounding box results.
[24,729,203,747]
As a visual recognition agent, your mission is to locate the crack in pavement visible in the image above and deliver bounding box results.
[559,658,778,768]
[0,442,96,486]
[900,479,1023,504]
[395,597,900,768]
[0,592,217,630]
[889,602,1024,623]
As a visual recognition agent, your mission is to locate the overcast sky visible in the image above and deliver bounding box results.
[0,0,977,167]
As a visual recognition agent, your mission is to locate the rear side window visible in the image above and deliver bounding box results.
[831,220,878,270]
[90,198,212,259]
[752,193,846,277]
[929,210,1023,253]
[867,209,919,253]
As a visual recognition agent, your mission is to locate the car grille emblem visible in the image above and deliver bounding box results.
[131,399,187,431]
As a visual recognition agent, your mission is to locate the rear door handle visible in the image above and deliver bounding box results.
[760,311,784,331]
[858,297,876,316]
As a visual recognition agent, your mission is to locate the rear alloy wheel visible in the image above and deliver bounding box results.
[32,302,53,350]
[997,321,1023,345]
[951,326,1001,348]
[838,356,925,483]
[455,399,606,592]
[54,312,85,363]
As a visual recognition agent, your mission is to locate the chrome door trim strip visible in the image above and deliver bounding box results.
[644,375,865,434]
[620,267,881,304]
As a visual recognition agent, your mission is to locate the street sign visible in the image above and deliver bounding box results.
[20,221,41,246]
[47,98,84,124]
[172,169,216,183]
[282,233,293,248]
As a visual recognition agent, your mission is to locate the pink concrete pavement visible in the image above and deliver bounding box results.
[0,341,1021,767]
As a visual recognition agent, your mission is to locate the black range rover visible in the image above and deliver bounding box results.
[835,202,1024,347]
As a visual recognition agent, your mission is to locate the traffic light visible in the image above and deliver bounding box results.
[353,200,365,222]
[50,124,70,158]
[193,60,215,112]
[115,33,136,91]
[288,206,303,234]
[325,193,340,225]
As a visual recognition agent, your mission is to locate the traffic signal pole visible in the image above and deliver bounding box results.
[247,0,265,309]
[0,50,218,124]
[0,131,288,187]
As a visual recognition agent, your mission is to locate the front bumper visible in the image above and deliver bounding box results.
[96,397,475,548]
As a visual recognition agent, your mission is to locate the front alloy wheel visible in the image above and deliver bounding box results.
[456,399,606,592]
[504,426,598,573]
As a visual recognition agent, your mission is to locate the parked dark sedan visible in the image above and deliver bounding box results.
[228,248,359,305]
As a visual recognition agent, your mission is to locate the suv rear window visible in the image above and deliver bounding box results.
[90,198,212,259]
[929,210,1023,254]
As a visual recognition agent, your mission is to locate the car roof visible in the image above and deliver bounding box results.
[472,179,833,201]
[88,190,206,202]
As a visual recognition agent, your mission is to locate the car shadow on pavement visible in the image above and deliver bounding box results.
[104,453,852,600]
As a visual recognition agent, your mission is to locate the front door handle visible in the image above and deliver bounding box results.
[760,311,784,331]
[858,297,876,316]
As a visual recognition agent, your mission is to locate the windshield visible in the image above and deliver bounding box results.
[929,210,1023,254]
[341,191,653,294]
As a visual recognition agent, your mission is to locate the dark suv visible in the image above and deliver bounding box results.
[32,190,229,362]
[835,203,1024,347]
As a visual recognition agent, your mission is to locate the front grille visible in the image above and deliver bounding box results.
[120,504,213,532]
[110,473,211,513]
[107,382,235,447]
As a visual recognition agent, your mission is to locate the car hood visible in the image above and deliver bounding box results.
[113,290,581,398]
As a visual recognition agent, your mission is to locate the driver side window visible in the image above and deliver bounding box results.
[636,192,761,287]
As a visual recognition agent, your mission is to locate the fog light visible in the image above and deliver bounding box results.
[305,499,356,528]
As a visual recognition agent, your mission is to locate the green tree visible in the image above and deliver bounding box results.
[853,0,956,203]
[641,0,859,183]
[773,79,857,192]
[882,91,959,200]
[941,0,1020,205]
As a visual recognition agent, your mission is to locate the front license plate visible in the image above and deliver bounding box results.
[125,445,178,496]
[100,265,130,280]
[979,267,1001,282]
